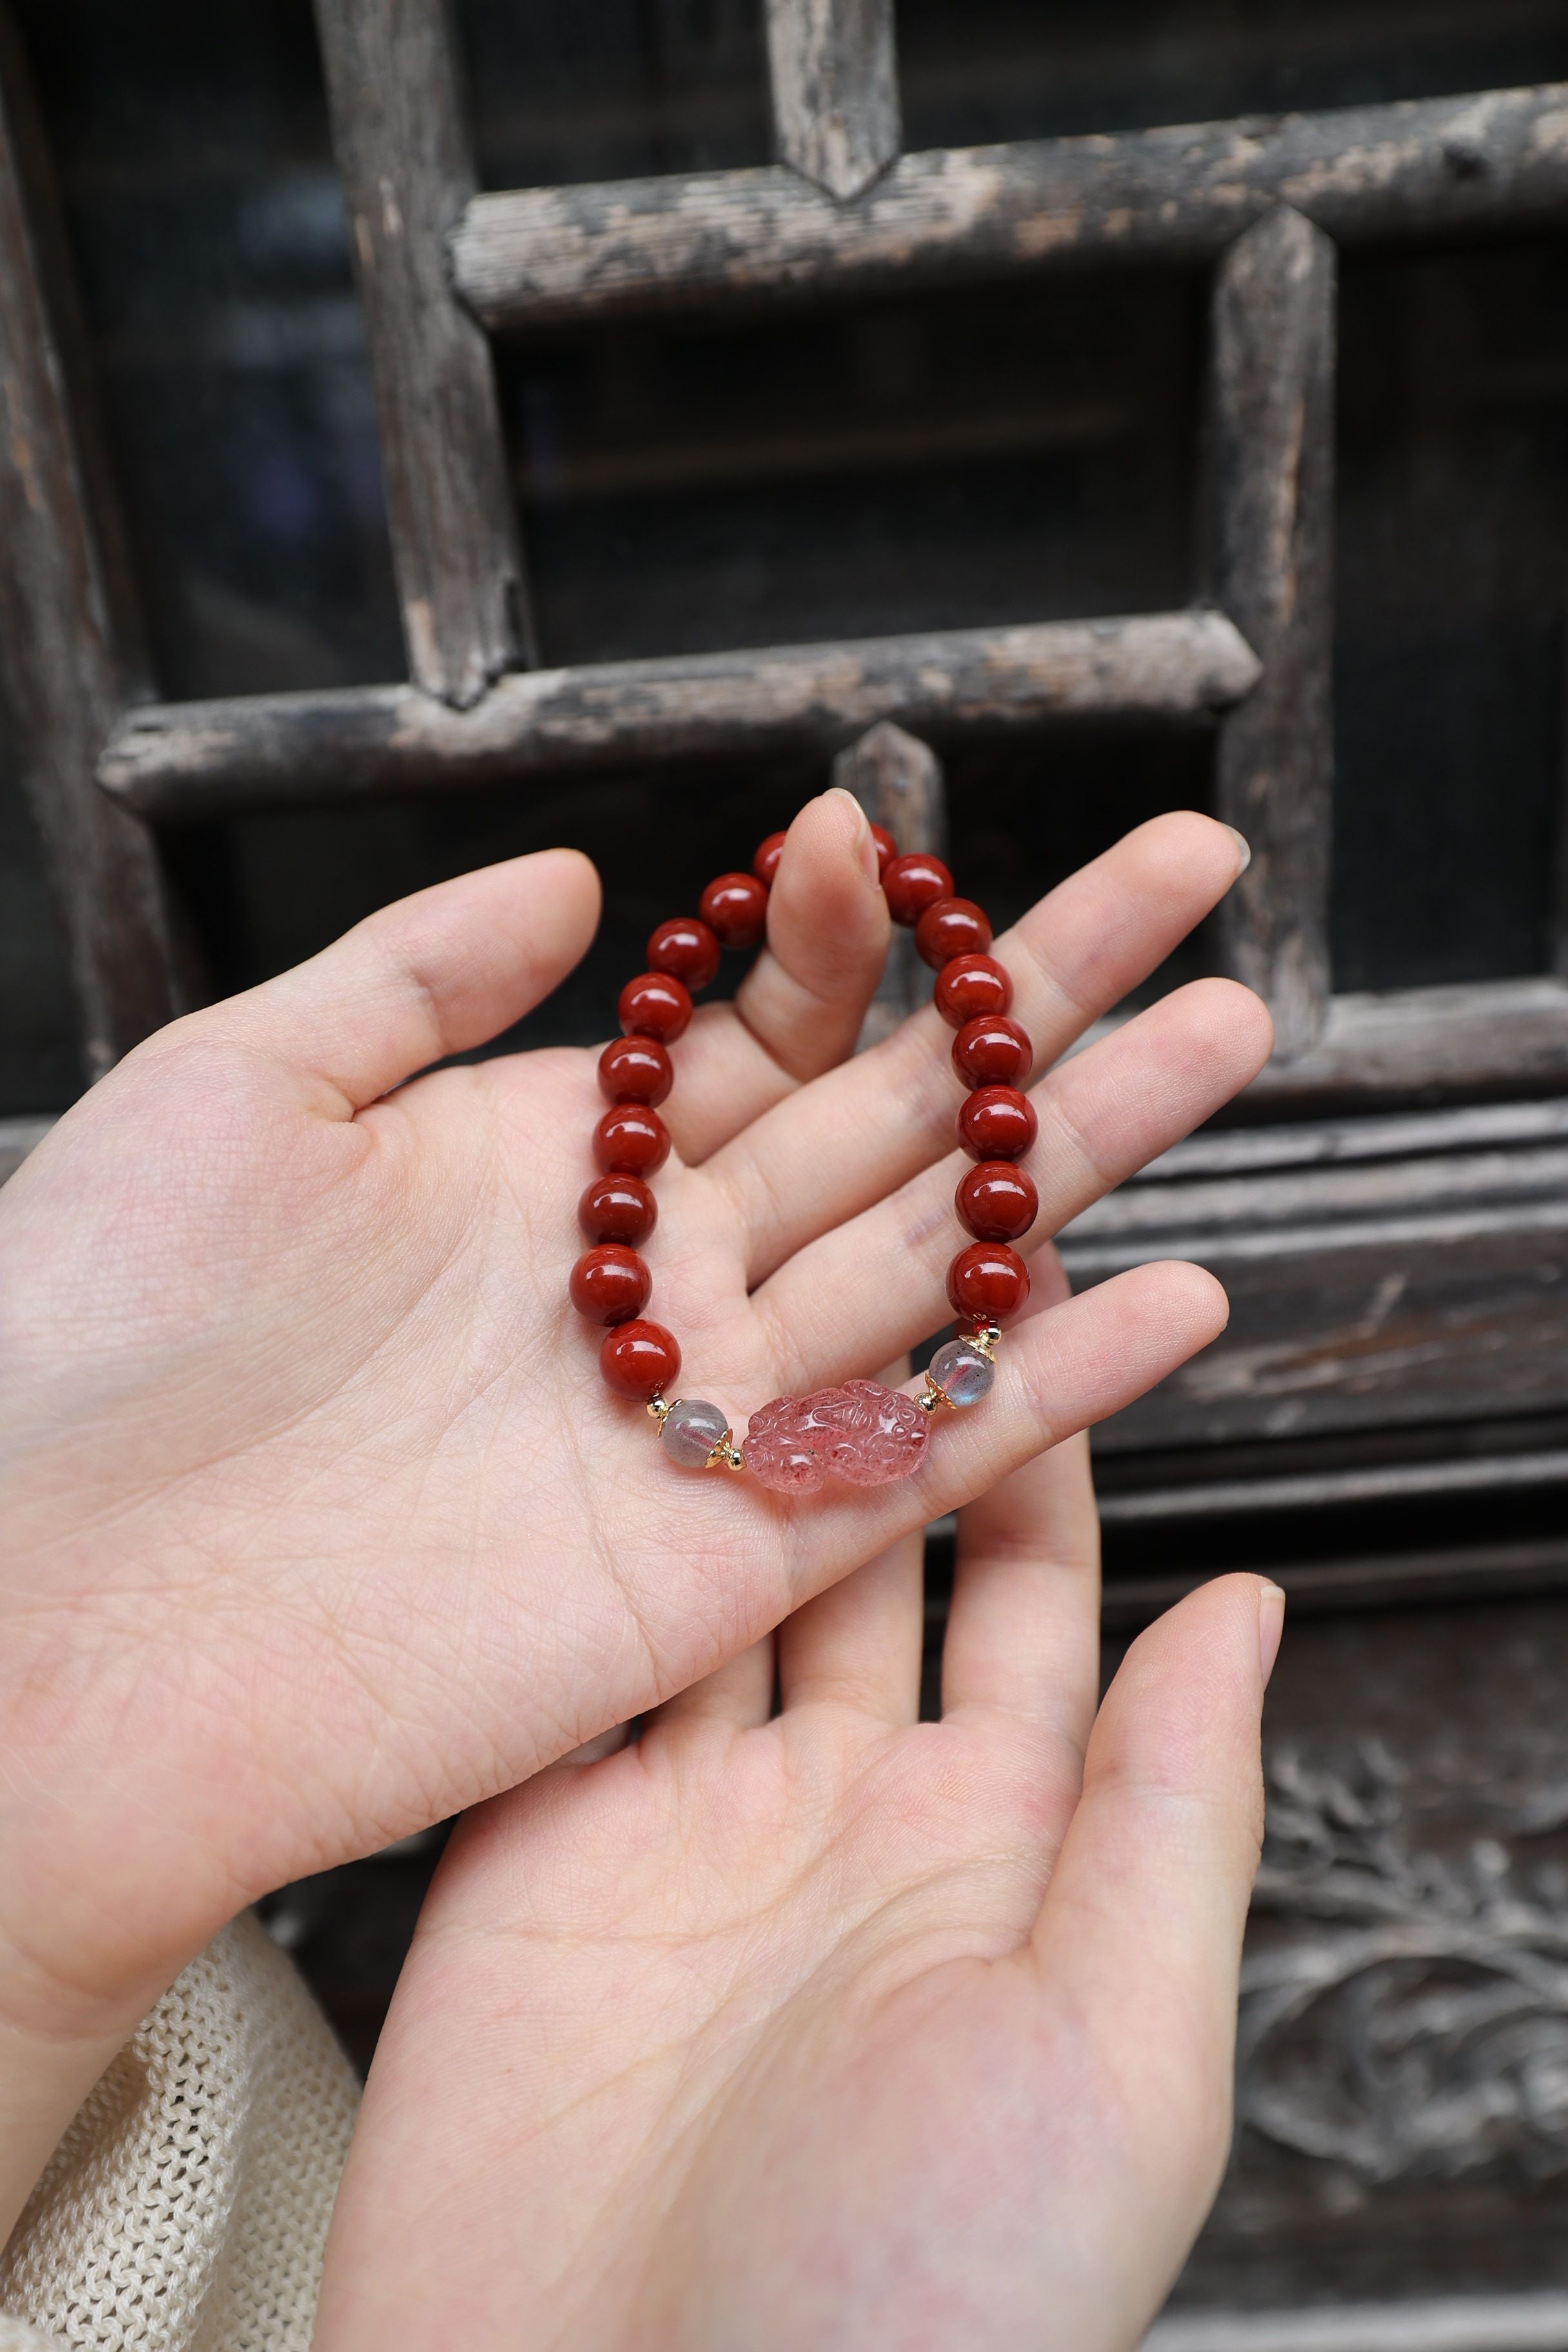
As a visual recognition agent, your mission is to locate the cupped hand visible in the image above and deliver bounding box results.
[0,799,1268,2101]
[317,1326,1282,2352]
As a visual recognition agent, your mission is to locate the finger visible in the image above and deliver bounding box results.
[1024,1575,1282,2233]
[781,1259,1230,1605]
[941,1257,1101,1754]
[707,810,1249,1280]
[660,790,890,1163]
[643,1636,776,1736]
[775,1534,925,1725]
[195,850,602,1114]
[752,975,1272,1394]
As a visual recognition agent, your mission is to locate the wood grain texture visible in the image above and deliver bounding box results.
[833,720,943,1044]
[1211,206,1335,1061]
[452,83,1568,332]
[1242,977,1568,1106]
[313,0,529,705]
[1159,1603,1568,2319]
[1061,1117,1568,1453]
[765,0,900,202]
[0,16,186,1080]
[98,608,1259,818]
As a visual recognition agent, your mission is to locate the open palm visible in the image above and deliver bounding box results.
[0,800,1266,2063]
[320,1387,1280,2352]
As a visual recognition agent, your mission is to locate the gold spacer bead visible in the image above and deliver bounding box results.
[919,1375,954,1415]
[704,1427,741,1470]
[970,1326,1001,1361]
[647,1393,674,1423]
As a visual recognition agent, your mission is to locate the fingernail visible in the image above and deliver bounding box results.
[823,785,880,883]
[1222,824,1252,876]
[1257,1579,1286,1687]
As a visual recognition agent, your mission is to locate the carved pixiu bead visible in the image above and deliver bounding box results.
[598,1035,672,1106]
[742,1380,928,1493]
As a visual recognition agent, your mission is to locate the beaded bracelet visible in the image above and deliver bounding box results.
[570,825,1037,1495]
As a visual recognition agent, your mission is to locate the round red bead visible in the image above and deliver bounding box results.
[752,832,787,888]
[579,1172,658,1246]
[958,1086,1037,1162]
[915,896,992,971]
[618,970,692,1043]
[934,955,1014,1028]
[598,1035,672,1106]
[647,916,720,992]
[700,872,769,949]
[600,1319,681,1399]
[883,851,954,926]
[868,821,896,877]
[948,1242,1030,1324]
[570,1244,652,1326]
[952,1014,1032,1090]
[593,1103,671,1177]
[956,1161,1039,1244]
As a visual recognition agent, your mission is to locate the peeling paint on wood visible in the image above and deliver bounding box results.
[97,607,1259,818]
[451,85,1568,333]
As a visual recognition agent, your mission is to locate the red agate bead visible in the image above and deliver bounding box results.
[868,821,896,876]
[934,956,1013,1027]
[619,971,691,1043]
[958,1086,1037,1162]
[600,1319,681,1398]
[948,1242,1030,1324]
[647,916,720,992]
[570,1244,652,1326]
[579,1172,658,1246]
[883,852,953,926]
[594,1102,670,1177]
[952,1014,1032,1089]
[915,896,992,970]
[753,832,787,888]
[956,1161,1039,1243]
[598,1035,672,1106]
[700,872,769,948]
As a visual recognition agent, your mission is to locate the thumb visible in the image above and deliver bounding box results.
[1028,1573,1282,2322]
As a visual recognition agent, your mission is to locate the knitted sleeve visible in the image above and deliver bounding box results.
[0,1911,360,2352]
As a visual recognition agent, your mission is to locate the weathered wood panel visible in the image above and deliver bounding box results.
[1243,979,1568,1107]
[0,14,186,1080]
[98,608,1258,818]
[452,84,1568,333]
[1144,2291,1568,2347]
[765,0,900,202]
[1211,208,1336,1063]
[1153,1603,1568,2324]
[313,0,530,703]
[835,720,944,1044]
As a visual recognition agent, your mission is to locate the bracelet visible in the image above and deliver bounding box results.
[570,824,1037,1494]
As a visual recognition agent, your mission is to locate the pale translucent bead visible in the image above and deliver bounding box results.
[662,1396,730,1469]
[928,1338,995,1407]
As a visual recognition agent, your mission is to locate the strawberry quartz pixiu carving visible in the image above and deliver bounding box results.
[740,1381,930,1494]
